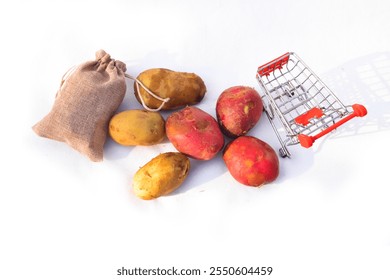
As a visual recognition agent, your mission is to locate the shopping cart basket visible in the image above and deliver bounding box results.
[256,52,367,158]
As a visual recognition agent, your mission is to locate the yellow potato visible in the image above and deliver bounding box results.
[134,68,206,110]
[109,110,165,146]
[133,152,190,200]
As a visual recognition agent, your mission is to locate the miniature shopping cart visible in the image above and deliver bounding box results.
[256,52,367,158]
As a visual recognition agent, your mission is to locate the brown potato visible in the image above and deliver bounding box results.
[134,68,206,110]
[133,152,190,200]
[109,110,165,146]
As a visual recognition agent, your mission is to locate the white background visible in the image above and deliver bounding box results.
[1,0,390,279]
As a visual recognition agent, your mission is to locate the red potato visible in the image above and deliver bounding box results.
[223,136,279,186]
[166,106,224,160]
[216,86,263,138]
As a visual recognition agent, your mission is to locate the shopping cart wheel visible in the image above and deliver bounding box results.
[279,148,288,158]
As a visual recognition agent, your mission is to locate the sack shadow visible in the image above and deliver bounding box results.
[320,51,390,140]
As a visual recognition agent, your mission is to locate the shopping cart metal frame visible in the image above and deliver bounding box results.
[256,52,367,158]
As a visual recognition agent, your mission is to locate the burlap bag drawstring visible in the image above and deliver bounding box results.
[57,70,169,112]
[56,65,77,97]
[125,74,170,112]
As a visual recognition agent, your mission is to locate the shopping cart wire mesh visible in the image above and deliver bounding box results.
[256,52,367,158]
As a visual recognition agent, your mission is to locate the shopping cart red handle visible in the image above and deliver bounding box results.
[297,104,367,148]
[258,52,290,77]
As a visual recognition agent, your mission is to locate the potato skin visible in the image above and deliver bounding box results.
[223,136,279,187]
[216,86,263,138]
[166,106,224,160]
[134,68,206,110]
[133,152,190,200]
[109,110,165,146]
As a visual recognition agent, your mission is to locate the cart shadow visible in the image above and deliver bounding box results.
[278,52,390,182]
[320,52,390,139]
[275,52,390,185]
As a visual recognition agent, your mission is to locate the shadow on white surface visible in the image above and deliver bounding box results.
[181,154,226,192]
[103,138,134,161]
[321,52,390,138]
[241,53,390,187]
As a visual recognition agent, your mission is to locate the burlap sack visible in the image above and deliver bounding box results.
[33,50,127,162]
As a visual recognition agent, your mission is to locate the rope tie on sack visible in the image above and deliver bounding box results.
[55,65,78,97]
[125,73,170,112]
